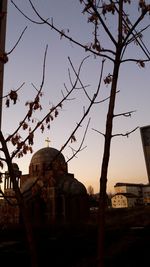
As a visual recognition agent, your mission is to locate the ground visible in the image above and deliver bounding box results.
[0,206,150,267]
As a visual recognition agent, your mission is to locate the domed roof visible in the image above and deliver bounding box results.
[30,147,66,167]
[28,146,87,196]
[12,163,19,170]
[57,174,87,196]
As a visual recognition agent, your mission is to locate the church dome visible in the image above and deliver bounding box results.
[29,147,67,175]
[57,174,87,196]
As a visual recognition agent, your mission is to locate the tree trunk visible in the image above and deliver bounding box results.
[97,51,121,267]
[0,130,38,267]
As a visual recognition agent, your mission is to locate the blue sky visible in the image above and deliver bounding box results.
[2,1,150,193]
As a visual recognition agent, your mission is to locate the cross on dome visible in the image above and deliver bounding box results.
[45,137,51,147]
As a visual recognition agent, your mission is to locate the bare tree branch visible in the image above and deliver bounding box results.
[111,0,150,60]
[7,26,27,55]
[114,110,137,118]
[44,59,105,168]
[11,0,115,61]
[10,56,88,159]
[87,0,117,46]
[6,45,48,143]
[68,56,92,102]
[67,117,91,162]
[11,0,48,24]
[112,126,139,138]
[92,127,105,137]
[0,82,25,100]
[121,58,150,64]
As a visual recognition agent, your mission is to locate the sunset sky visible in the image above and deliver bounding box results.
[2,0,150,194]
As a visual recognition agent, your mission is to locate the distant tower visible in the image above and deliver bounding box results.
[140,125,150,184]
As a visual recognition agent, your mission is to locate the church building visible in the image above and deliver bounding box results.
[0,144,89,226]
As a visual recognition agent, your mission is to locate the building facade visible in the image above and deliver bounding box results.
[0,146,89,226]
[111,182,150,208]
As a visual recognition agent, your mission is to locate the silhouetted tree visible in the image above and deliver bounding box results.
[0,2,105,266]
[87,185,94,195]
[3,1,150,266]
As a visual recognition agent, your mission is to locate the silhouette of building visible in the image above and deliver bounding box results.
[0,145,89,225]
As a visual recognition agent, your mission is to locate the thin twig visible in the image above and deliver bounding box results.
[12,0,114,61]
[7,27,28,55]
[0,82,25,100]
[67,118,91,162]
[112,126,139,138]
[11,0,48,24]
[114,110,137,118]
[6,45,48,143]
[92,128,105,137]
[10,56,87,159]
